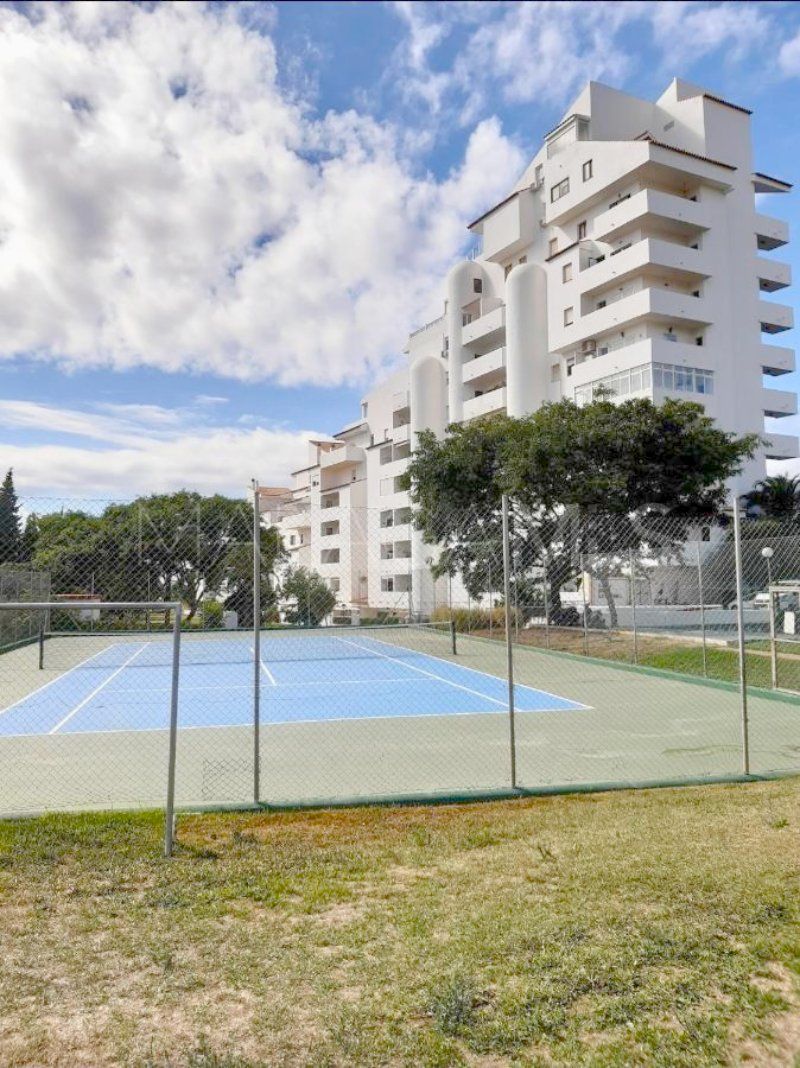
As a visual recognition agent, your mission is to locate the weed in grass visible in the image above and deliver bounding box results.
[427,974,486,1035]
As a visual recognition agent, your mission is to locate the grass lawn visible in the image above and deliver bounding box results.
[474,624,800,692]
[2,782,800,1066]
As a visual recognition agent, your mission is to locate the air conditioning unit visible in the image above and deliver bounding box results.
[581,339,597,354]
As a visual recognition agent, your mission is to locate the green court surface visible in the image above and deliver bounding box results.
[0,630,798,817]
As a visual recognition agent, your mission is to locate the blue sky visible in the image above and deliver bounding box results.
[1,0,799,501]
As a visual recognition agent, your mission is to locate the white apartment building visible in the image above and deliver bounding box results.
[272,78,795,617]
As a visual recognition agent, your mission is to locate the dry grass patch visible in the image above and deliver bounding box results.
[1,780,800,1065]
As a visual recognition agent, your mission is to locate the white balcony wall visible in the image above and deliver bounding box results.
[463,387,507,420]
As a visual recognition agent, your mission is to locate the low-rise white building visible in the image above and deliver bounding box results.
[273,78,795,617]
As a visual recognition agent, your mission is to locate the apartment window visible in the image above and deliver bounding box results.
[550,177,570,202]
[562,263,572,283]
[381,577,395,593]
[548,237,558,257]
[534,163,544,187]
[692,289,701,298]
[582,159,593,182]
[566,356,576,377]
[652,363,714,396]
[360,401,368,419]
[574,363,653,406]
[473,278,483,293]
[330,578,340,593]
[380,510,393,528]
[551,363,560,383]
[577,220,587,240]
[462,312,474,326]
[696,336,704,346]
[564,306,574,327]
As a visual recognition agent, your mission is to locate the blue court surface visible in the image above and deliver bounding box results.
[0,631,587,738]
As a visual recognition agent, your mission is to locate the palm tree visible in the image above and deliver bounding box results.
[744,475,800,519]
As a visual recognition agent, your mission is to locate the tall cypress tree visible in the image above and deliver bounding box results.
[0,469,22,564]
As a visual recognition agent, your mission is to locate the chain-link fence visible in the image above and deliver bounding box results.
[1,489,799,853]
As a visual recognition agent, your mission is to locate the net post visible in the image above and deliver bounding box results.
[501,495,517,789]
[732,496,750,775]
[450,617,457,656]
[164,600,182,858]
[542,549,551,649]
[38,612,44,670]
[769,587,778,690]
[696,541,708,678]
[252,479,261,806]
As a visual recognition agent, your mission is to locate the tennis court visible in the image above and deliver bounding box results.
[0,622,799,817]
[0,627,585,737]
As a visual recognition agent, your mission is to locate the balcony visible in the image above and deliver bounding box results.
[558,287,710,352]
[393,390,410,411]
[593,189,709,244]
[462,304,506,350]
[392,423,410,444]
[762,387,797,418]
[759,300,794,335]
[761,343,795,377]
[757,257,791,293]
[579,238,709,298]
[462,346,506,388]
[755,213,789,251]
[764,432,799,460]
[463,386,507,421]
[569,337,713,388]
[319,443,363,471]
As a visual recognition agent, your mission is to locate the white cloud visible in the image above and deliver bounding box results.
[0,1,524,388]
[388,1,780,125]
[779,29,800,77]
[0,399,313,498]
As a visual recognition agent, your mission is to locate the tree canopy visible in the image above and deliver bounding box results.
[26,491,285,625]
[403,396,758,622]
[0,469,22,564]
[743,475,800,521]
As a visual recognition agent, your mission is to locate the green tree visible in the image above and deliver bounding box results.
[404,397,758,626]
[223,525,285,628]
[281,567,336,627]
[743,475,800,520]
[31,493,285,628]
[0,469,22,564]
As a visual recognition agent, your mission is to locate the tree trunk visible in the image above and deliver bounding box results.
[597,569,617,629]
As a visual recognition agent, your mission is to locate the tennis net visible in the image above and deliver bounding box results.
[41,620,458,671]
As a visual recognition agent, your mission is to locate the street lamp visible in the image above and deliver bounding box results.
[762,545,774,590]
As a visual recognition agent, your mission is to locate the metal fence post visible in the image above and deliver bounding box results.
[580,552,589,656]
[629,548,639,665]
[501,495,517,788]
[696,542,708,678]
[542,550,551,649]
[732,497,750,775]
[252,479,261,805]
[164,601,182,858]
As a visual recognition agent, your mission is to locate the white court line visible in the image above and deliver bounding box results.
[48,644,149,735]
[251,647,277,686]
[0,644,117,720]
[348,631,591,711]
[110,676,425,694]
[2,704,584,739]
[333,634,513,708]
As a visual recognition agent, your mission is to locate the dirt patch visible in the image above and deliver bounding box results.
[733,964,800,1066]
